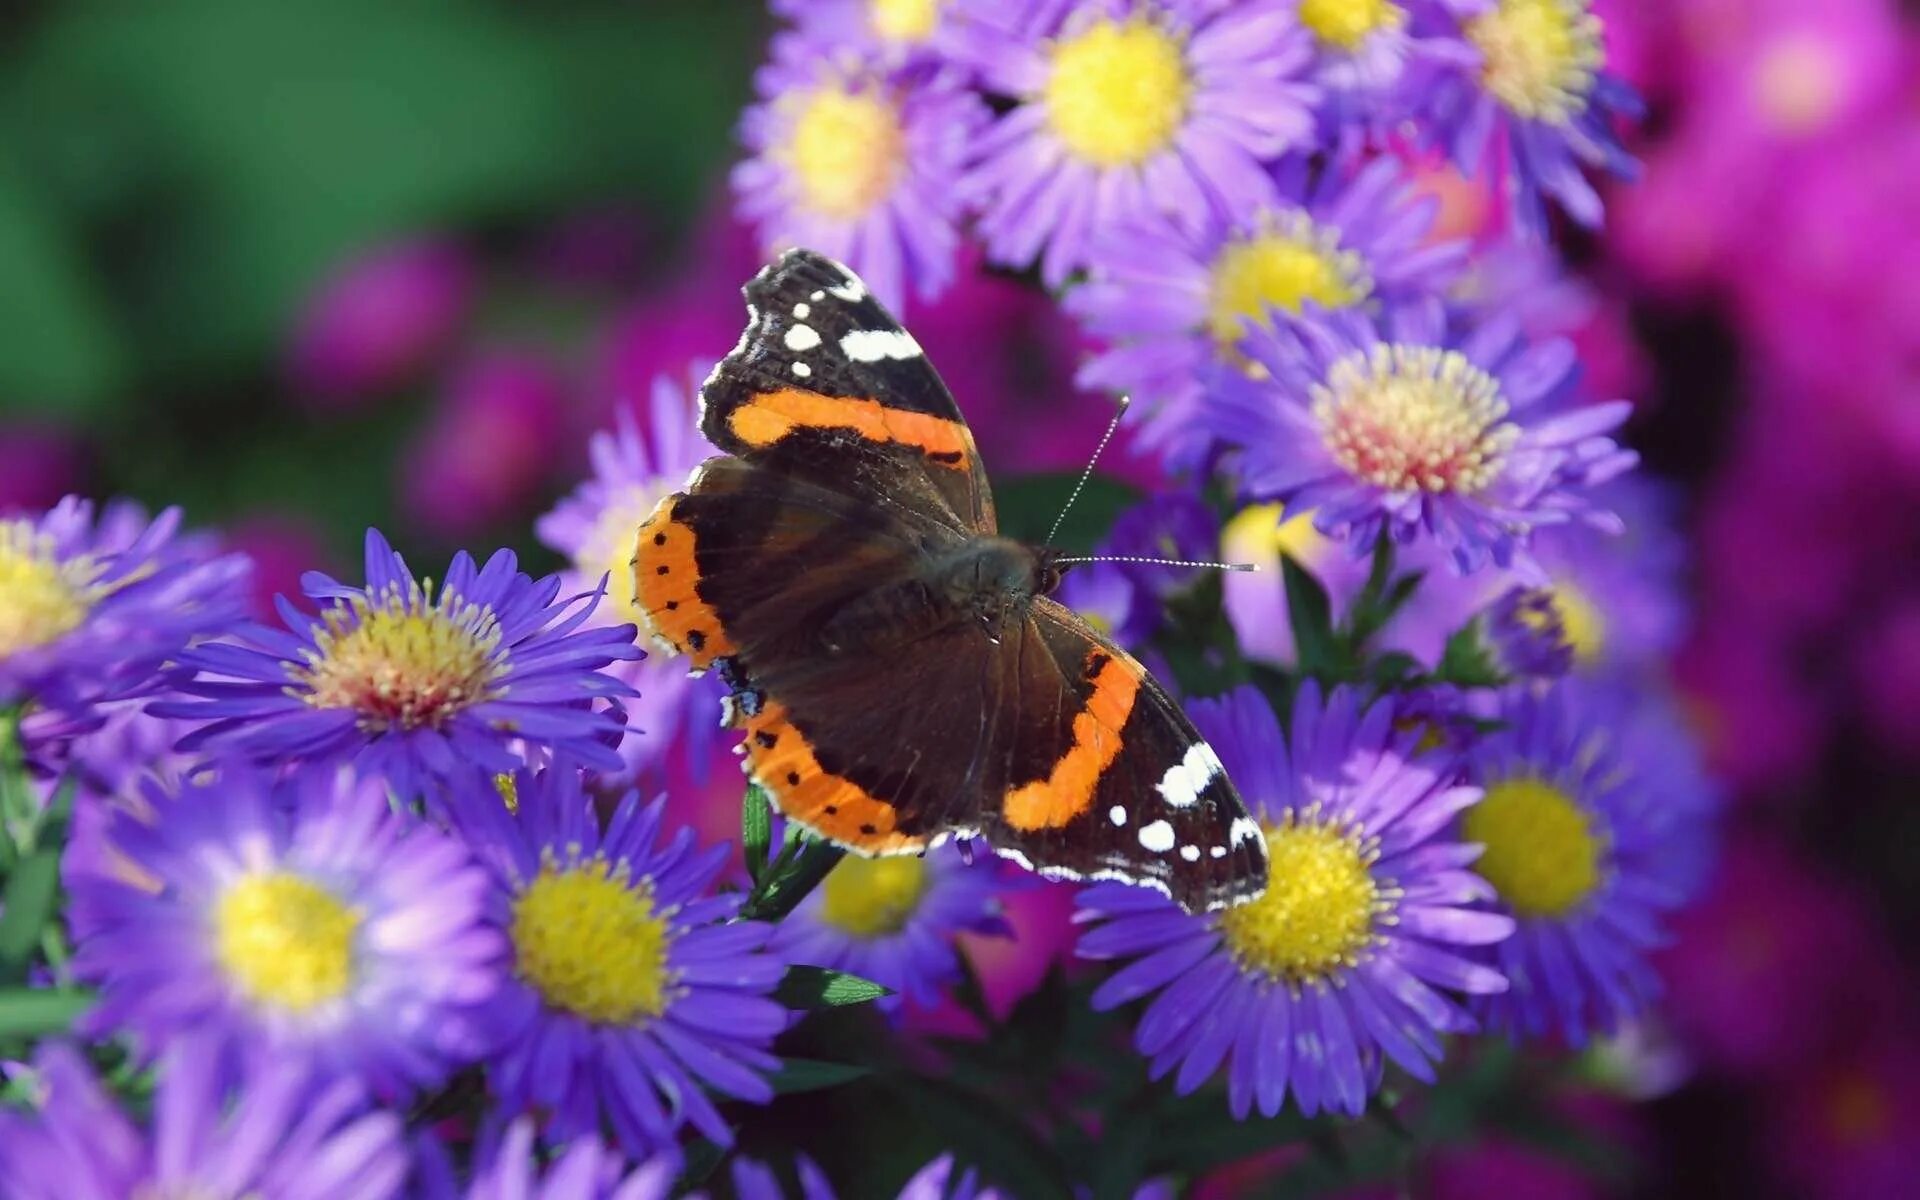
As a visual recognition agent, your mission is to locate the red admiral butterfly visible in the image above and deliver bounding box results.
[631,249,1268,913]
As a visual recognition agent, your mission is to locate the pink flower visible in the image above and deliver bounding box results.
[400,352,569,538]
[286,239,474,405]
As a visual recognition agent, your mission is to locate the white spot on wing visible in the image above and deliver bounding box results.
[791,361,812,378]
[792,302,810,319]
[1179,845,1201,862]
[1230,817,1263,846]
[1210,845,1227,859]
[1155,741,1224,809]
[1138,820,1176,853]
[826,274,866,302]
[784,323,821,351]
[840,328,921,363]
[1109,805,1127,826]
[810,289,825,301]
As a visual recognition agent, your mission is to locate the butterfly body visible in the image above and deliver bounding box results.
[631,249,1268,912]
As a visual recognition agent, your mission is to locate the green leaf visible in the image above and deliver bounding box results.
[740,839,845,923]
[774,966,892,1010]
[0,850,61,986]
[1282,555,1340,677]
[0,988,93,1040]
[742,785,772,887]
[0,160,126,412]
[766,1057,872,1095]
[1437,622,1506,688]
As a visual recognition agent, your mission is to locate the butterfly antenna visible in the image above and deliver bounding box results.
[1053,554,1257,572]
[1045,395,1132,547]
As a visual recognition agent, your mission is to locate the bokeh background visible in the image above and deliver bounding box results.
[2,1,1916,1195]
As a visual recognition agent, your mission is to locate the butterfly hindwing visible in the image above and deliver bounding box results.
[700,249,996,532]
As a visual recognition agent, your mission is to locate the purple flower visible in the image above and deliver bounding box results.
[1071,155,1465,466]
[0,497,250,721]
[1463,680,1714,1044]
[1207,300,1636,574]
[451,767,786,1155]
[70,768,503,1097]
[536,366,727,784]
[733,36,986,309]
[0,1037,408,1200]
[1297,0,1479,108]
[158,529,639,801]
[897,1155,1010,1200]
[1056,491,1224,647]
[772,843,1011,1011]
[1482,584,1573,679]
[949,0,1319,286]
[414,1119,679,1200]
[770,0,958,67]
[1077,684,1512,1118]
[1419,0,1640,232]
[402,351,570,540]
[725,1156,837,1200]
[287,238,474,404]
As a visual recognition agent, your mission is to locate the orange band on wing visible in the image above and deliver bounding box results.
[631,494,737,669]
[1003,650,1142,832]
[740,701,925,855]
[728,388,973,465]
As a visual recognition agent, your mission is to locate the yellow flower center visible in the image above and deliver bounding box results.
[785,85,906,220]
[580,485,667,632]
[296,583,505,733]
[213,872,361,1013]
[1545,581,1604,663]
[1313,345,1519,495]
[1466,0,1604,125]
[1752,34,1843,136]
[511,858,672,1025]
[1223,502,1330,569]
[1218,815,1386,985]
[819,855,930,938]
[1298,0,1406,52]
[1207,215,1372,345]
[0,521,99,660]
[870,0,940,43]
[1044,18,1192,167]
[1464,777,1603,918]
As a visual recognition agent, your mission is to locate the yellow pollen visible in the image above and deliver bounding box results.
[785,85,906,220]
[1299,0,1406,52]
[1545,582,1604,663]
[1207,215,1372,346]
[1224,502,1329,569]
[1465,777,1603,918]
[511,858,672,1025]
[581,485,666,632]
[820,855,931,938]
[494,772,519,813]
[0,521,100,660]
[1218,814,1387,985]
[870,0,940,43]
[1045,18,1191,167]
[1466,0,1604,125]
[295,582,505,733]
[1312,345,1518,495]
[1752,35,1843,136]
[213,872,361,1013]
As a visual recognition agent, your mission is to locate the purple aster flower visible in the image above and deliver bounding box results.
[287,237,473,405]
[1419,0,1640,232]
[1482,584,1573,679]
[1077,683,1512,1118]
[1072,155,1465,466]
[451,766,786,1155]
[897,1155,1008,1200]
[0,1037,408,1200]
[1207,300,1636,574]
[537,366,727,784]
[1462,680,1713,1045]
[948,0,1319,287]
[70,768,503,1097]
[1296,0,1480,105]
[158,529,639,801]
[0,497,249,721]
[770,0,958,68]
[771,842,1011,1011]
[733,35,986,309]
[724,1155,837,1200]
[414,1119,679,1200]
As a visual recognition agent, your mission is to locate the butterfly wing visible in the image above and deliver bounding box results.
[699,248,997,533]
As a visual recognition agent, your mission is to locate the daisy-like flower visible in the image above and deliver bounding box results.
[1422,0,1640,231]
[0,1037,408,1200]
[949,0,1319,287]
[159,528,639,801]
[1295,0,1480,134]
[1481,584,1573,679]
[1077,684,1512,1118]
[771,0,957,67]
[0,497,248,719]
[772,842,1010,1011]
[452,767,786,1154]
[537,366,725,783]
[414,1119,679,1200]
[1070,156,1465,465]
[733,34,986,309]
[1463,680,1712,1044]
[70,768,503,1096]
[1207,300,1636,574]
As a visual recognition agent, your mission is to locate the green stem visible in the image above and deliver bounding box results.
[739,839,846,923]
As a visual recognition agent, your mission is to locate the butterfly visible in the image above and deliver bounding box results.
[630,249,1268,913]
